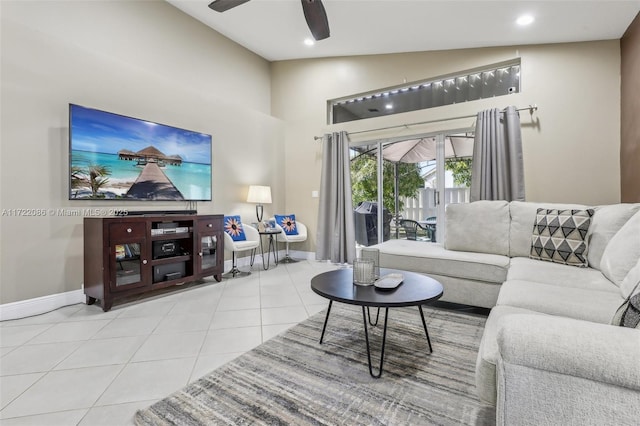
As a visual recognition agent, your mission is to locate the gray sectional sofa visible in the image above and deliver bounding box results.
[372,200,640,425]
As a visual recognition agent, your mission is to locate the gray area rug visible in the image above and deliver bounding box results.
[135,304,495,425]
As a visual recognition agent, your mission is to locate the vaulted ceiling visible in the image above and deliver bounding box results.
[167,0,640,61]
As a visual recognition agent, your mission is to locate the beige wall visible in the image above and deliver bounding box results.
[271,41,622,253]
[621,12,640,202]
[0,1,284,304]
[0,1,626,306]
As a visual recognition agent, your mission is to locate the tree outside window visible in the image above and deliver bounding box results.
[445,158,472,187]
[351,153,424,215]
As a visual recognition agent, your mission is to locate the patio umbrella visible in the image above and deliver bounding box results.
[374,135,473,240]
[380,136,474,163]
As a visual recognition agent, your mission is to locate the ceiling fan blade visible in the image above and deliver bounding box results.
[301,0,330,41]
[208,0,251,13]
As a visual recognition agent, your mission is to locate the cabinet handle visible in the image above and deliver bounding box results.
[127,228,132,233]
[207,224,212,228]
[142,259,147,264]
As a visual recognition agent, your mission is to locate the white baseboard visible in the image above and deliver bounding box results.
[0,289,85,321]
[288,250,315,261]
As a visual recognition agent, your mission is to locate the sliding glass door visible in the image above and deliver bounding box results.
[439,132,474,242]
[351,128,473,246]
[351,142,385,247]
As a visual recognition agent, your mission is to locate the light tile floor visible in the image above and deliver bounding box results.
[0,260,339,425]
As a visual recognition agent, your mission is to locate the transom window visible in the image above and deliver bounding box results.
[329,60,521,124]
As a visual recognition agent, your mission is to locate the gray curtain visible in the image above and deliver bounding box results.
[470,106,525,202]
[316,131,356,264]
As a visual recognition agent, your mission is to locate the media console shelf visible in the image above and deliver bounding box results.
[84,214,224,311]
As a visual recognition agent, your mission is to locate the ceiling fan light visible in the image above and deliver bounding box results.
[516,14,535,26]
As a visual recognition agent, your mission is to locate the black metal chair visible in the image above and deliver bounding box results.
[423,216,437,242]
[400,219,430,241]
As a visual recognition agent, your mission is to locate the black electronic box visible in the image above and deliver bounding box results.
[153,262,186,282]
[152,240,180,259]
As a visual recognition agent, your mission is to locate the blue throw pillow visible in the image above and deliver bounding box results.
[224,215,246,241]
[275,214,298,236]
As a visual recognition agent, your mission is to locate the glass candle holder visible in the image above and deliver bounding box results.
[360,247,380,279]
[353,258,375,286]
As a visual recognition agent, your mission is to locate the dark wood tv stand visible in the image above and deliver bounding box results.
[83,214,224,311]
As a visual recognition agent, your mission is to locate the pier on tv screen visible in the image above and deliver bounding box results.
[69,104,212,201]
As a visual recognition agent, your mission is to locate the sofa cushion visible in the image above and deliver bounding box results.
[508,201,588,258]
[507,257,618,293]
[600,210,640,287]
[376,240,509,283]
[496,280,622,323]
[529,208,594,267]
[587,203,640,270]
[445,200,510,256]
[476,305,546,405]
[497,315,640,393]
[611,258,640,328]
[426,273,502,309]
[620,258,640,299]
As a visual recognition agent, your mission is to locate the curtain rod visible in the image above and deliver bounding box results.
[313,104,538,140]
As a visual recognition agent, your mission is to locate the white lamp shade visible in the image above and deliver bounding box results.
[247,185,272,204]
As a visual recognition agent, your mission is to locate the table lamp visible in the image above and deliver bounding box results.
[247,185,272,223]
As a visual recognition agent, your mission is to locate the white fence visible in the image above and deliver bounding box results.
[400,187,470,220]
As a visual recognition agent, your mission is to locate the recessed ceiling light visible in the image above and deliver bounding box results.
[304,38,315,46]
[516,14,534,26]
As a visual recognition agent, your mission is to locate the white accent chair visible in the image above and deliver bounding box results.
[274,220,308,263]
[223,223,260,277]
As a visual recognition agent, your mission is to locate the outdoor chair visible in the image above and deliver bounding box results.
[400,219,432,241]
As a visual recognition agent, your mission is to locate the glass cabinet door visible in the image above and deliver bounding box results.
[200,235,217,271]
[109,222,148,291]
[196,216,223,282]
[114,243,143,286]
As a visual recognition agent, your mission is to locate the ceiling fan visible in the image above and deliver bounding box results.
[208,0,330,41]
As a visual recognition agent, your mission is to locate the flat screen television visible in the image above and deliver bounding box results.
[69,104,212,201]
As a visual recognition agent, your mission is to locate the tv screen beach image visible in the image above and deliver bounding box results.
[69,104,212,201]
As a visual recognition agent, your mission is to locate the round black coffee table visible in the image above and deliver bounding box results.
[311,268,443,377]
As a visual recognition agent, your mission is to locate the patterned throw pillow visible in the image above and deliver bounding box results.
[612,282,640,329]
[611,262,640,329]
[224,215,246,241]
[530,208,594,267]
[275,214,298,236]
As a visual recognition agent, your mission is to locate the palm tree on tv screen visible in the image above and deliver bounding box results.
[71,164,112,198]
[87,165,111,198]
